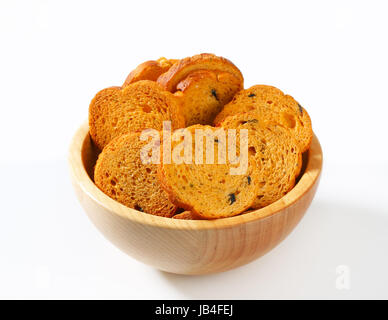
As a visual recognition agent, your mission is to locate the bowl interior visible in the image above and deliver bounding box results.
[71,122,322,229]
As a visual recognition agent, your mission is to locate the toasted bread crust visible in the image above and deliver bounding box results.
[172,211,202,220]
[89,80,185,150]
[157,53,244,92]
[123,57,178,86]
[174,70,243,126]
[214,85,313,152]
[94,132,177,217]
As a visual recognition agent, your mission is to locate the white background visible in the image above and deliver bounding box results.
[1,0,387,299]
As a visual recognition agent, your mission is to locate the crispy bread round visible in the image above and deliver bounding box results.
[123,57,178,86]
[157,53,244,92]
[158,125,260,219]
[89,80,185,150]
[94,132,177,217]
[174,70,242,126]
[219,112,303,208]
[214,85,313,152]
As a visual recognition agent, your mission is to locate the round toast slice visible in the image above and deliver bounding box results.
[94,132,177,217]
[174,70,243,126]
[157,53,244,92]
[214,85,313,152]
[89,80,185,150]
[123,57,179,86]
[218,112,303,209]
[158,125,260,219]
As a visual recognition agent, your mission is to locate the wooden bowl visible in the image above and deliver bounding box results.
[69,122,323,275]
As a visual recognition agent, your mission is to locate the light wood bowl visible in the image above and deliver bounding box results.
[69,122,323,275]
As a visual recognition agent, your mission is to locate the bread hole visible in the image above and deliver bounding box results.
[111,189,116,196]
[182,175,188,183]
[259,181,265,188]
[105,172,109,178]
[219,179,225,184]
[146,168,151,174]
[281,113,296,129]
[267,101,273,104]
[110,179,116,186]
[142,105,152,113]
[248,147,256,156]
[257,195,264,200]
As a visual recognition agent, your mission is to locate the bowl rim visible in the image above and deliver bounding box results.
[69,121,323,230]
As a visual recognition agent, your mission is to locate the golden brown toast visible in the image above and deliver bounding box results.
[123,57,178,86]
[174,70,242,126]
[158,125,260,219]
[214,85,313,152]
[157,53,244,92]
[218,112,303,208]
[94,132,177,217]
[89,80,185,150]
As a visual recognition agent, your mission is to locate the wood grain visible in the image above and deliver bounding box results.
[69,122,323,275]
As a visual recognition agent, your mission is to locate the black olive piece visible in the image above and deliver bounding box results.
[211,89,219,101]
[248,93,256,97]
[241,119,259,125]
[134,204,143,212]
[298,103,303,115]
[228,193,236,205]
[247,176,251,185]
